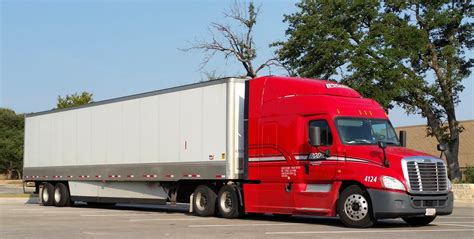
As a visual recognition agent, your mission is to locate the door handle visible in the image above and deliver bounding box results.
[304,163,310,174]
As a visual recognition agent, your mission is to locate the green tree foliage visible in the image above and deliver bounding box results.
[0,108,24,179]
[57,92,93,109]
[275,0,472,180]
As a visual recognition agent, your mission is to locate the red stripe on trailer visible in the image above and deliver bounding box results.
[183,174,201,178]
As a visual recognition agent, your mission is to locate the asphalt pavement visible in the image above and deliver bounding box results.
[1,197,473,239]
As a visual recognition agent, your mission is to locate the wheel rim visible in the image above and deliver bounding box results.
[195,191,208,211]
[42,188,49,202]
[54,188,61,203]
[344,193,369,221]
[219,191,232,213]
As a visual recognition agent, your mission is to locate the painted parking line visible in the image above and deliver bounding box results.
[189,223,292,228]
[81,213,181,217]
[435,223,474,228]
[129,218,215,222]
[265,228,474,235]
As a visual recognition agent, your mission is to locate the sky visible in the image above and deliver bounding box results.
[1,0,473,127]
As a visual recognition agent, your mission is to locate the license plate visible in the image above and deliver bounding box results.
[425,208,436,216]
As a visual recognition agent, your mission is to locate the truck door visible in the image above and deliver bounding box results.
[300,117,338,180]
[292,116,339,213]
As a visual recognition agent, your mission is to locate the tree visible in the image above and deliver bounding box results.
[183,1,278,78]
[275,0,472,180]
[0,108,24,179]
[57,92,93,109]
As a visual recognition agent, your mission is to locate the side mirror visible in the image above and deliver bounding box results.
[309,126,321,147]
[437,144,447,152]
[378,141,387,149]
[399,130,407,147]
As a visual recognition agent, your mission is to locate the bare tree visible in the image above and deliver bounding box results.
[182,1,278,78]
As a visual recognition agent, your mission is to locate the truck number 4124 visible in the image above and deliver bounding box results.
[364,176,377,183]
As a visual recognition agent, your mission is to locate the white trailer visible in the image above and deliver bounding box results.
[23,78,247,210]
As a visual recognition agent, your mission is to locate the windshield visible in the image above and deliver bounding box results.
[335,118,399,145]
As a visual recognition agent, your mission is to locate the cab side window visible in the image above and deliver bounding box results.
[308,120,333,146]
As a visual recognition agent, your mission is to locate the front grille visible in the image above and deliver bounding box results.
[404,159,448,193]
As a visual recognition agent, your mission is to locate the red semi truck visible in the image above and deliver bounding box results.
[23,76,453,228]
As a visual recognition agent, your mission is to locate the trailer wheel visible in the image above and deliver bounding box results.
[193,185,217,217]
[53,183,70,207]
[402,216,436,226]
[217,185,242,219]
[40,182,55,206]
[337,185,376,228]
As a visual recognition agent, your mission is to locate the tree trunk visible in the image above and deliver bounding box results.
[445,132,462,181]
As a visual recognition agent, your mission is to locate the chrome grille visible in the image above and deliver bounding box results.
[403,157,448,194]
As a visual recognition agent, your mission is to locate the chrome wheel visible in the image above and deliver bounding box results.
[219,191,232,214]
[42,188,49,203]
[344,193,369,221]
[54,188,61,203]
[195,191,208,212]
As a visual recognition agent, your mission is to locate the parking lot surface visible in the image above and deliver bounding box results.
[1,197,473,239]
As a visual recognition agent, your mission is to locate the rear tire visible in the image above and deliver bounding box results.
[337,185,376,228]
[40,182,55,206]
[402,216,436,226]
[193,185,217,217]
[53,183,70,207]
[217,185,242,219]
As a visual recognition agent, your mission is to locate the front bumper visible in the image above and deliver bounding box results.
[367,189,453,219]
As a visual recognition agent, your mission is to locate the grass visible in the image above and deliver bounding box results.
[0,193,36,198]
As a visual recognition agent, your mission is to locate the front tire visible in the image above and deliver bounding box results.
[402,216,436,226]
[53,183,70,207]
[337,185,376,228]
[193,185,217,217]
[40,182,55,206]
[217,185,242,218]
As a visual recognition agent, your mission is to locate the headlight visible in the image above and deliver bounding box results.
[381,176,406,191]
[447,179,452,192]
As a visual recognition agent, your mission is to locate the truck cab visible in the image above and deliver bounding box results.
[243,76,453,227]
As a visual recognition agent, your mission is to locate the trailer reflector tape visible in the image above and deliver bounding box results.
[43,176,48,178]
[215,175,226,178]
[24,176,29,179]
[109,175,121,178]
[95,175,102,178]
[142,174,157,178]
[165,174,174,178]
[184,174,201,178]
[248,156,286,162]
[53,175,63,179]
[79,175,90,178]
[127,175,134,178]
[67,175,73,178]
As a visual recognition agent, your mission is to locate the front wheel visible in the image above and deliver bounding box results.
[402,216,436,226]
[337,185,376,228]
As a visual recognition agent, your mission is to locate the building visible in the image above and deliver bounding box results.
[396,120,474,169]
